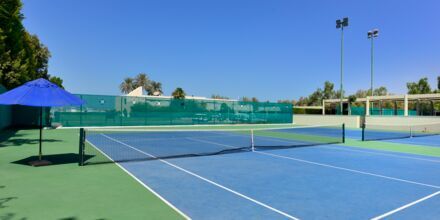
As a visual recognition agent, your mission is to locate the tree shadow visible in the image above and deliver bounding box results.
[0,213,18,220]
[11,153,83,166]
[57,217,106,220]
[0,129,19,147]
[0,138,62,148]
[0,197,17,209]
[0,185,17,210]
[0,129,62,148]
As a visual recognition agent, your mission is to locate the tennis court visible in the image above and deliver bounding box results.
[79,124,440,219]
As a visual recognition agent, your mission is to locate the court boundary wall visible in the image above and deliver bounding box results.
[294,115,440,128]
[365,116,440,125]
[293,115,360,128]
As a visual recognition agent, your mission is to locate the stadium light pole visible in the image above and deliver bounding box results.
[336,17,348,115]
[367,29,379,96]
[367,29,379,115]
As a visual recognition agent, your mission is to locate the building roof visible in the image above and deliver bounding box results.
[324,93,440,103]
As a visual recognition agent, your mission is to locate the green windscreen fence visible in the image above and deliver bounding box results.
[350,106,417,116]
[0,85,11,129]
[51,94,293,127]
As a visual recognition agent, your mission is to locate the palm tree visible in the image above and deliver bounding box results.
[134,73,151,91]
[148,81,163,96]
[172,87,186,99]
[120,77,134,94]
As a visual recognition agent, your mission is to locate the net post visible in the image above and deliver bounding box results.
[361,123,365,141]
[342,123,345,143]
[410,127,413,138]
[78,128,84,166]
[251,129,255,151]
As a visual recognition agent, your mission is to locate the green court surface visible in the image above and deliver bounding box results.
[0,129,184,220]
[344,139,440,157]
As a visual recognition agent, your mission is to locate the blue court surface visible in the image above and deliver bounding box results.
[85,129,440,219]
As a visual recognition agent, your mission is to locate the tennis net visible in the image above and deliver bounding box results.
[362,122,440,141]
[79,124,345,165]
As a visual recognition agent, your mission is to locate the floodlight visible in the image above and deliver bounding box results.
[367,29,379,38]
[336,20,342,28]
[373,29,379,37]
[342,17,349,26]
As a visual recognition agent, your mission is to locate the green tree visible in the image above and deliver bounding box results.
[277,99,294,104]
[308,89,324,106]
[334,90,345,100]
[49,76,63,88]
[251,97,259,102]
[0,0,57,89]
[134,73,150,91]
[172,87,186,99]
[211,94,229,100]
[295,97,308,106]
[354,89,369,98]
[373,86,388,96]
[296,81,337,106]
[148,81,162,95]
[407,77,432,94]
[120,77,134,94]
[347,95,357,115]
[437,76,440,92]
[323,81,336,99]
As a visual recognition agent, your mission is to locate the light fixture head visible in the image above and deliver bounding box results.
[336,20,342,28]
[342,17,349,26]
[368,29,379,38]
[336,17,349,28]
[373,29,379,36]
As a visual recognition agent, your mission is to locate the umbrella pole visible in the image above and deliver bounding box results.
[39,106,43,161]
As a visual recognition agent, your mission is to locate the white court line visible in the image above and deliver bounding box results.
[100,134,299,220]
[86,138,191,220]
[187,137,440,190]
[371,191,440,220]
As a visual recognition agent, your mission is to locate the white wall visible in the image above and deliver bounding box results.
[365,116,440,125]
[293,115,360,128]
[293,115,440,128]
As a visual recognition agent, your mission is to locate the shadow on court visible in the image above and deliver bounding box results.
[11,153,83,166]
[0,129,62,148]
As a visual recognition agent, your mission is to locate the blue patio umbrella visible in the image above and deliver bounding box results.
[0,78,84,164]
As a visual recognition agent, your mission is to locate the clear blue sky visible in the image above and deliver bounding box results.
[22,0,440,101]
